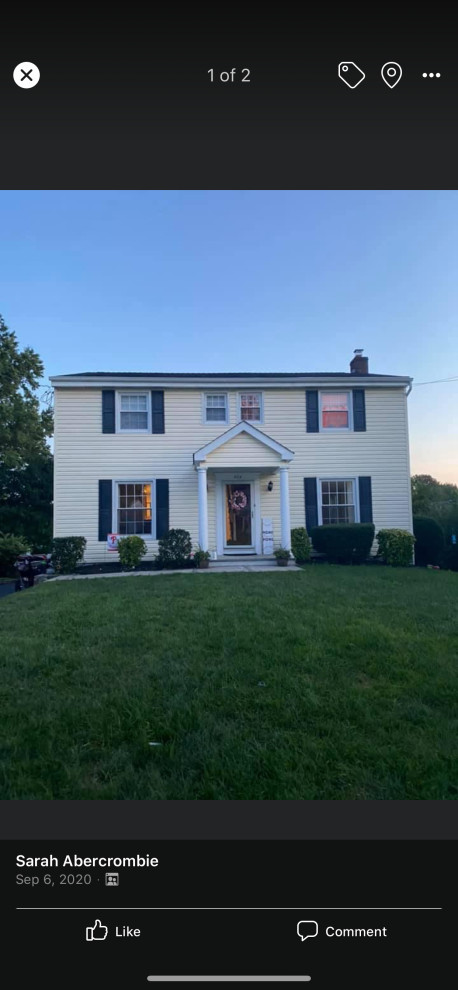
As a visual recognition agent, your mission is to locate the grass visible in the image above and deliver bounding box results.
[1,566,457,799]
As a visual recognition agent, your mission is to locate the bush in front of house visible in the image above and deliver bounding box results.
[413,515,444,566]
[117,535,147,570]
[441,544,458,571]
[310,523,375,564]
[51,536,87,574]
[157,528,193,568]
[291,527,311,563]
[376,529,415,567]
[0,532,30,577]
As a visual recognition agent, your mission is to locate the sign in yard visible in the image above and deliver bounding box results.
[262,517,274,555]
[107,534,119,551]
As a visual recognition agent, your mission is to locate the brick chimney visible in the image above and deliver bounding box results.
[350,349,368,375]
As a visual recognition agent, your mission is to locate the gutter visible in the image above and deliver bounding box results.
[49,375,413,389]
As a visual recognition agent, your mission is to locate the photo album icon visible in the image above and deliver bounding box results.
[297,920,319,941]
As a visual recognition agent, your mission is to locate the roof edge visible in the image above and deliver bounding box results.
[50,372,413,387]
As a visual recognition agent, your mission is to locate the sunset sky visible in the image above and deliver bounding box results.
[1,189,457,482]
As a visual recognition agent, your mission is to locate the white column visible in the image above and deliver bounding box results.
[279,465,291,551]
[197,466,209,551]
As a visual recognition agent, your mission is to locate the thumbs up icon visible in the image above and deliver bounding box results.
[86,919,108,941]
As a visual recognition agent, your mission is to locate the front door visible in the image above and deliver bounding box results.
[224,483,253,549]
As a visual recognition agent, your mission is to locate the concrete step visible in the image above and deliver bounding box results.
[210,559,298,571]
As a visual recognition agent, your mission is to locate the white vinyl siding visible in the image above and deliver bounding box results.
[53,385,412,562]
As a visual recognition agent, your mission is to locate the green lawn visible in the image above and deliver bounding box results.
[1,567,457,799]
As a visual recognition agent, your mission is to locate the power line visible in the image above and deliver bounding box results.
[413,375,458,386]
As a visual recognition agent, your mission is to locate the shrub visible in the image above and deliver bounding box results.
[193,546,210,566]
[441,544,458,572]
[117,535,147,569]
[157,528,192,568]
[0,532,29,577]
[413,515,444,566]
[310,523,375,564]
[52,536,87,574]
[291,527,311,563]
[376,529,415,567]
[274,547,291,559]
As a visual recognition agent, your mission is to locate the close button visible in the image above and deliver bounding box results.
[13,62,40,89]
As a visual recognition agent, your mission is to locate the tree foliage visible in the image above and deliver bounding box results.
[411,474,458,556]
[0,315,53,550]
[411,474,458,517]
[0,314,53,472]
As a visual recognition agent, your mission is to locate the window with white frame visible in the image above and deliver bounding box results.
[320,479,356,525]
[116,482,153,536]
[205,393,228,423]
[320,391,350,430]
[239,392,262,422]
[118,393,150,431]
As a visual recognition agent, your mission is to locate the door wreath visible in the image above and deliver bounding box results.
[229,489,248,512]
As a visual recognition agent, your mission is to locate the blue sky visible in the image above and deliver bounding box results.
[0,189,457,482]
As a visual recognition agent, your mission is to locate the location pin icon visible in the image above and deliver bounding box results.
[381,62,402,88]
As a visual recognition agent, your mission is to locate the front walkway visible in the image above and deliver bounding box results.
[48,563,300,582]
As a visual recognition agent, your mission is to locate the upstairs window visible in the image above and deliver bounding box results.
[320,479,356,524]
[239,392,262,422]
[320,392,351,430]
[118,393,150,432]
[205,393,228,424]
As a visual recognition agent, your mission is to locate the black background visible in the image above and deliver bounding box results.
[6,840,451,988]
[1,14,457,984]
[1,16,456,187]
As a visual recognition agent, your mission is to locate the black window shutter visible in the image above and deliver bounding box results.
[304,478,318,532]
[151,390,165,434]
[98,480,113,541]
[358,476,373,523]
[306,390,319,432]
[102,390,115,433]
[352,389,366,431]
[156,479,169,539]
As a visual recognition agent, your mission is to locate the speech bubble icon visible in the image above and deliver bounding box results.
[297,920,318,941]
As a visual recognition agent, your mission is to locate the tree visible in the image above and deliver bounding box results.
[411,474,458,517]
[0,314,53,472]
[0,315,53,550]
[0,452,53,551]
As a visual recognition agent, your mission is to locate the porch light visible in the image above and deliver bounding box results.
[267,481,273,491]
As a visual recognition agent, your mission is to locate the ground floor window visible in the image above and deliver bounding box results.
[320,479,356,524]
[116,482,153,536]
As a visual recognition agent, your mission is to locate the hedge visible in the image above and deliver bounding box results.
[309,523,375,563]
[376,529,415,567]
[413,515,444,566]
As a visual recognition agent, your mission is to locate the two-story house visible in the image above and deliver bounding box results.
[50,350,413,563]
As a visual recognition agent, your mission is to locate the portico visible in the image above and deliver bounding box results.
[193,421,294,555]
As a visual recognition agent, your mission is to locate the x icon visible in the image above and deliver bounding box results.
[13,62,40,88]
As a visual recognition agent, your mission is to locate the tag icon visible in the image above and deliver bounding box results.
[338,62,366,89]
[381,62,402,88]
